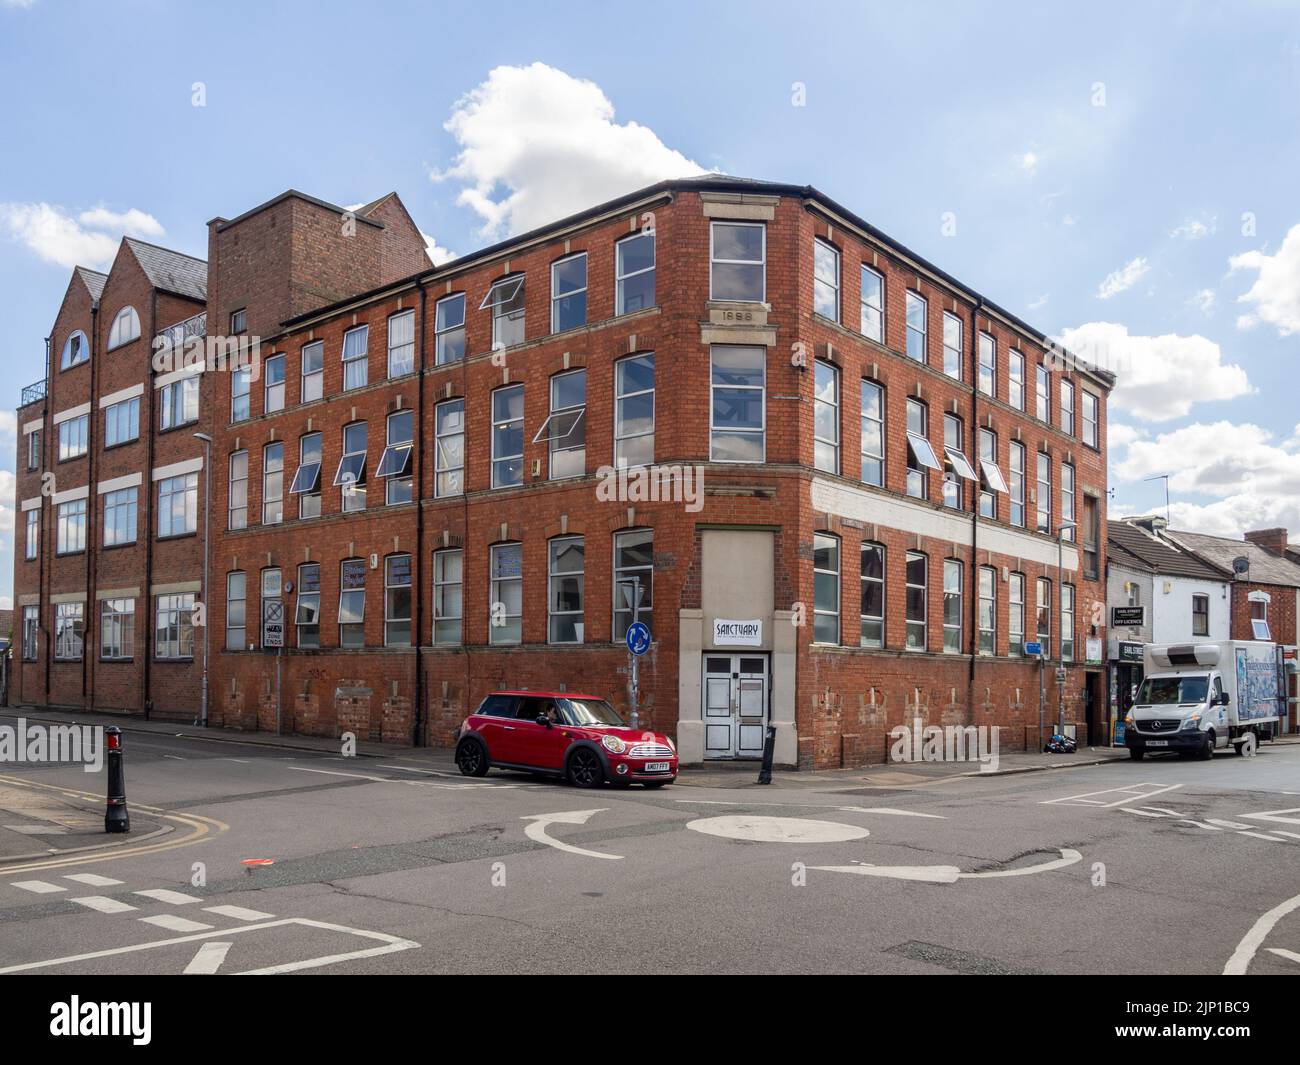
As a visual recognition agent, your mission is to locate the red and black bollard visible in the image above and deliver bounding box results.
[104,726,130,834]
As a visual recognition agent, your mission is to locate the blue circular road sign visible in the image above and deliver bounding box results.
[626,622,651,656]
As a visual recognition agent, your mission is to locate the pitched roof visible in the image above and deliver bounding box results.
[124,238,207,301]
[1168,529,1300,589]
[1107,521,1228,580]
[76,267,107,302]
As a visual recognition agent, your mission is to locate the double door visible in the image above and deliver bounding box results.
[703,653,768,758]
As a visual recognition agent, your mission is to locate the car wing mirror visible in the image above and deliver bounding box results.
[537,714,552,727]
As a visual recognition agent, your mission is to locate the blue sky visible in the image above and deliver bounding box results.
[3,0,1299,606]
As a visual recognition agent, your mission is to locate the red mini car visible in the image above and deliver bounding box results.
[455,691,678,788]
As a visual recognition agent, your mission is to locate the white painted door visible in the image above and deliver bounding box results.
[702,654,769,758]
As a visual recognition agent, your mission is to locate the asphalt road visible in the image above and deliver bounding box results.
[1,730,1298,975]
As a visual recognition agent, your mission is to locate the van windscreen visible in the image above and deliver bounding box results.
[1136,675,1209,706]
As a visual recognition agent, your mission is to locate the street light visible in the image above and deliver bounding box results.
[1056,521,1078,738]
[193,432,213,728]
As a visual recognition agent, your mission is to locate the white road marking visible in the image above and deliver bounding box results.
[1225,891,1300,974]
[1042,782,1183,808]
[183,941,232,974]
[64,873,124,887]
[1176,820,1223,831]
[1241,807,1300,828]
[162,755,185,761]
[521,809,622,860]
[287,767,392,782]
[686,815,871,844]
[224,758,252,765]
[959,848,1084,879]
[1206,818,1253,830]
[674,799,944,818]
[203,905,274,921]
[1269,830,1300,840]
[1237,831,1287,843]
[1266,948,1300,965]
[134,888,202,905]
[72,896,136,914]
[812,848,1082,884]
[0,918,419,975]
[1136,807,1186,817]
[289,765,516,791]
[140,914,214,933]
[11,880,65,894]
[1121,808,1167,818]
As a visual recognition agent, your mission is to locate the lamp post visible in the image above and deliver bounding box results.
[1057,521,1078,736]
[193,432,213,728]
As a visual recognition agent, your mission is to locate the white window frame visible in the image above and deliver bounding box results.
[379,409,414,505]
[978,332,996,397]
[154,593,195,660]
[1082,391,1099,448]
[710,221,766,303]
[1009,441,1026,527]
[813,239,840,322]
[812,534,840,645]
[384,554,413,647]
[1035,363,1050,423]
[104,396,140,447]
[1009,573,1025,656]
[61,329,89,369]
[906,291,927,362]
[1061,462,1076,541]
[231,365,251,423]
[103,486,138,546]
[534,369,586,480]
[860,541,885,649]
[1009,350,1025,410]
[615,231,655,315]
[56,498,87,554]
[614,352,655,469]
[107,307,140,350]
[613,529,653,641]
[264,353,286,413]
[262,441,284,525]
[387,310,415,378]
[905,552,928,651]
[342,325,369,391]
[433,548,463,646]
[435,398,465,497]
[25,507,38,560]
[1060,379,1075,436]
[334,422,368,513]
[54,602,84,661]
[482,275,525,350]
[101,597,135,661]
[301,340,324,403]
[296,562,321,649]
[491,384,524,489]
[291,433,322,519]
[226,572,246,651]
[228,450,248,529]
[550,252,588,334]
[978,566,996,656]
[943,559,963,654]
[942,312,962,380]
[860,265,884,343]
[489,542,523,646]
[813,360,839,474]
[434,293,466,365]
[339,559,367,648]
[57,414,89,461]
[709,345,766,463]
[1036,452,1052,533]
[547,536,585,644]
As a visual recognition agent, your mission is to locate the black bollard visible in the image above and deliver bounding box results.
[757,724,777,785]
[104,726,130,834]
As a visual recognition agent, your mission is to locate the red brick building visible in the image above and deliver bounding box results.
[11,177,1114,767]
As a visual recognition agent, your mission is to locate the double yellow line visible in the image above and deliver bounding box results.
[0,774,228,875]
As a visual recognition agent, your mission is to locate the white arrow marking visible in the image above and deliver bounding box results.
[1242,807,1300,827]
[810,863,962,883]
[1206,818,1253,830]
[958,848,1083,879]
[1266,948,1300,965]
[1176,820,1223,831]
[1224,891,1300,974]
[521,809,621,860]
[183,940,232,975]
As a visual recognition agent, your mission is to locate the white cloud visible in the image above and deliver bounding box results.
[1057,321,1252,422]
[1019,151,1039,175]
[1190,288,1216,314]
[3,0,38,8]
[0,597,11,612]
[1117,421,1300,537]
[1062,213,1077,227]
[1107,422,1145,452]
[434,62,707,239]
[1170,214,1216,239]
[421,232,456,266]
[0,202,164,270]
[1230,222,1300,336]
[1096,256,1149,299]
[0,469,14,535]
[78,207,164,239]
[1027,293,1048,310]
[0,410,15,443]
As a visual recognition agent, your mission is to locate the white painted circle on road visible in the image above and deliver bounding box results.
[686,815,869,843]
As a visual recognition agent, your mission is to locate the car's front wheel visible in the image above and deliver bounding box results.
[456,739,489,777]
[566,748,604,789]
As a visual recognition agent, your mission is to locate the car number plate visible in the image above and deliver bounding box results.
[644,761,671,772]
[1146,740,1169,747]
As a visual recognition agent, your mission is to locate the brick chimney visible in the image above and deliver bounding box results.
[1243,528,1291,556]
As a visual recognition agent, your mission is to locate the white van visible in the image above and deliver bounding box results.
[1124,641,1282,760]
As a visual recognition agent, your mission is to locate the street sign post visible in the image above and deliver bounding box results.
[618,579,647,728]
[625,622,650,656]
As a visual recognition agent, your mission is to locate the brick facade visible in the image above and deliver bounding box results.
[12,178,1114,766]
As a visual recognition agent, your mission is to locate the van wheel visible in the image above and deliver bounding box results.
[1232,740,1245,756]
[1129,749,1144,761]
[1198,731,1214,760]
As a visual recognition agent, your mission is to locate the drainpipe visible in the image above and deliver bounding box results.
[83,301,101,710]
[142,303,158,718]
[968,298,983,722]
[412,281,427,746]
[39,336,52,705]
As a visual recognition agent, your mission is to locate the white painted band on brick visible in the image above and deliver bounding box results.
[51,484,90,504]
[23,417,43,435]
[21,497,42,512]
[154,361,207,389]
[52,402,91,425]
[97,472,143,494]
[96,587,140,601]
[98,382,145,409]
[809,476,1080,572]
[152,456,203,481]
[151,580,201,595]
[50,592,88,605]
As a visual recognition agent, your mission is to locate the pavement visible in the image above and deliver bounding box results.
[2,707,1298,976]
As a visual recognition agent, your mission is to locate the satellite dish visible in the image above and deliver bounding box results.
[1232,555,1250,575]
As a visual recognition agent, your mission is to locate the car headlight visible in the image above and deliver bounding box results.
[601,735,627,754]
[1181,715,1201,730]
[665,736,676,753]
[1124,714,1134,727]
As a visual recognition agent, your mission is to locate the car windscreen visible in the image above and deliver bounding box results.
[562,699,627,726]
[1136,675,1209,706]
